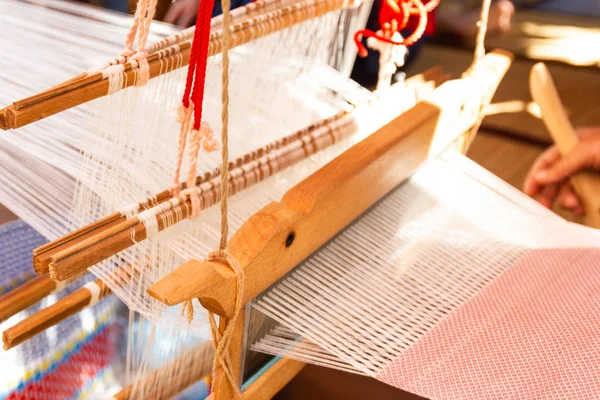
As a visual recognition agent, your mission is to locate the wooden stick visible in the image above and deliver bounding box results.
[0,271,86,323]
[48,114,355,281]
[242,358,306,400]
[45,68,448,282]
[530,63,600,228]
[2,278,111,350]
[0,275,56,323]
[147,49,514,317]
[0,0,355,130]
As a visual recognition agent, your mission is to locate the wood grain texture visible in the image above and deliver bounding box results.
[2,279,110,350]
[0,275,57,323]
[243,358,306,400]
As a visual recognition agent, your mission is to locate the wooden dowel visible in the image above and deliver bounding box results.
[0,270,87,323]
[49,115,356,281]
[530,63,600,228]
[0,275,57,323]
[36,112,348,279]
[33,213,123,274]
[1,0,353,130]
[2,278,111,350]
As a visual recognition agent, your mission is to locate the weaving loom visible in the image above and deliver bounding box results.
[1,0,600,398]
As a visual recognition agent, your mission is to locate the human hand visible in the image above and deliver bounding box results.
[523,127,600,215]
[164,0,200,27]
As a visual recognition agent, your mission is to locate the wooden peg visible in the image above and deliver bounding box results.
[530,63,600,228]
[2,278,111,350]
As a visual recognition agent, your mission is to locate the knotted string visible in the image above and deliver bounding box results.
[180,0,244,396]
[354,0,438,57]
[206,250,244,399]
[172,0,218,215]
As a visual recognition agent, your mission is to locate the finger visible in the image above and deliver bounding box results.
[573,205,585,216]
[535,184,558,209]
[164,3,183,24]
[557,184,581,210]
[576,126,600,140]
[178,12,197,28]
[523,146,561,195]
[534,144,598,184]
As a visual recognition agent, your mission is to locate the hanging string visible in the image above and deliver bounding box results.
[171,0,217,197]
[207,0,245,397]
[129,0,159,86]
[89,0,157,79]
[473,0,492,63]
[354,0,438,57]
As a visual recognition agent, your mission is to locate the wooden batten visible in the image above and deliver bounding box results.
[530,63,600,228]
[148,50,514,319]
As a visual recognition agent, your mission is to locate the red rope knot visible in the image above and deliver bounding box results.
[354,0,437,57]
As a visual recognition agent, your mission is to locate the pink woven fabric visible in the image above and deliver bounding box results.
[376,248,600,399]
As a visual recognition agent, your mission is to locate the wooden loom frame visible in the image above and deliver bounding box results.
[0,67,449,357]
[148,49,514,399]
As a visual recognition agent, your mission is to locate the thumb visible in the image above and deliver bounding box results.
[534,144,597,184]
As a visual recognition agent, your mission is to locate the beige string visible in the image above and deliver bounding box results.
[207,0,244,396]
[462,0,494,151]
[171,104,194,196]
[206,250,244,399]
[473,0,492,63]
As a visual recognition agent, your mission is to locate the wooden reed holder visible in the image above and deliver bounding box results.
[148,50,514,400]
[38,67,447,283]
[0,0,358,130]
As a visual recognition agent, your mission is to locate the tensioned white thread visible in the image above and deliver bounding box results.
[119,202,140,219]
[103,64,126,95]
[84,281,102,306]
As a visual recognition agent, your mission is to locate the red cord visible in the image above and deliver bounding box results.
[355,0,438,58]
[181,0,215,122]
[191,0,215,130]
